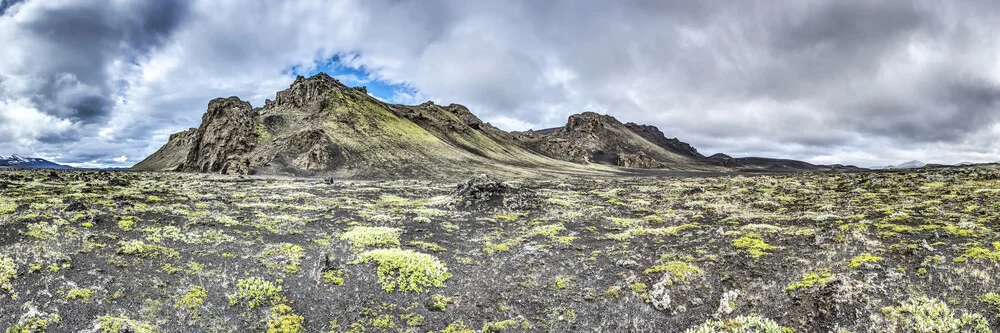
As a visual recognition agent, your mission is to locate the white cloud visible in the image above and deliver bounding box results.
[2,0,1000,168]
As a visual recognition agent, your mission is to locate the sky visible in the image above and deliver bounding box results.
[1,0,999,168]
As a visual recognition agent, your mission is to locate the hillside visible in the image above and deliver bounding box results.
[133,74,725,178]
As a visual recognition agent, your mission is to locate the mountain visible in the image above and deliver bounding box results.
[511,112,720,170]
[0,155,74,170]
[133,74,618,178]
[133,73,848,178]
[707,153,864,172]
[877,160,927,169]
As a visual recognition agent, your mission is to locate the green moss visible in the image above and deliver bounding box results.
[118,216,138,231]
[878,297,991,333]
[352,248,452,293]
[256,123,272,145]
[604,286,622,298]
[370,315,396,328]
[409,241,447,252]
[495,215,519,222]
[25,222,58,240]
[116,240,179,259]
[256,243,306,274]
[732,233,776,258]
[553,276,574,290]
[228,277,285,309]
[66,288,94,300]
[684,315,792,333]
[848,253,884,269]
[438,322,474,333]
[977,292,1000,315]
[339,226,401,248]
[174,286,208,318]
[630,283,648,292]
[482,317,531,332]
[5,313,61,333]
[482,241,511,254]
[786,268,834,291]
[397,313,423,327]
[0,255,16,295]
[322,269,347,286]
[429,294,453,311]
[0,200,16,215]
[266,304,305,333]
[644,261,703,283]
[954,242,1000,263]
[96,316,157,333]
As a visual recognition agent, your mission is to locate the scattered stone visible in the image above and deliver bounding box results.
[65,201,87,212]
[448,174,538,211]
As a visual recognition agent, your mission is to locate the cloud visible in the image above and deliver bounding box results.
[1,0,1000,167]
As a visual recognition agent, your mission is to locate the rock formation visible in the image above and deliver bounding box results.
[182,97,258,175]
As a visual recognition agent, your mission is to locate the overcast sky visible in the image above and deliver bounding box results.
[1,0,999,168]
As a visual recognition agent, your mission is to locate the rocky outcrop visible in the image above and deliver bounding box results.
[617,151,662,169]
[182,97,258,175]
[267,73,343,111]
[448,174,538,211]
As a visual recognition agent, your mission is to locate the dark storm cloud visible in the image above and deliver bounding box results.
[0,0,23,15]
[2,0,1000,167]
[12,0,189,123]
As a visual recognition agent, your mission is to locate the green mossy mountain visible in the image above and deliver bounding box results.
[133,73,849,177]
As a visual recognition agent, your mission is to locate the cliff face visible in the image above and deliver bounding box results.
[182,97,258,175]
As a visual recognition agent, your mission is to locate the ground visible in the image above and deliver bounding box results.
[1,167,999,332]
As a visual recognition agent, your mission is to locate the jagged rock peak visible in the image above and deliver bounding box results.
[565,112,620,132]
[183,96,258,175]
[272,73,347,109]
[445,104,485,128]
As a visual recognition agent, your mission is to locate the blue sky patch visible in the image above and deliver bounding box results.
[287,54,421,104]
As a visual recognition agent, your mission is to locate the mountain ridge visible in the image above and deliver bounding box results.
[132,73,857,178]
[0,155,74,170]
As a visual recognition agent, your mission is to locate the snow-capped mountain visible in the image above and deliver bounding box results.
[0,155,74,169]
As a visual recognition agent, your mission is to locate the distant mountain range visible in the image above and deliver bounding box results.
[0,155,74,170]
[0,155,129,171]
[876,160,927,170]
[131,73,865,178]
